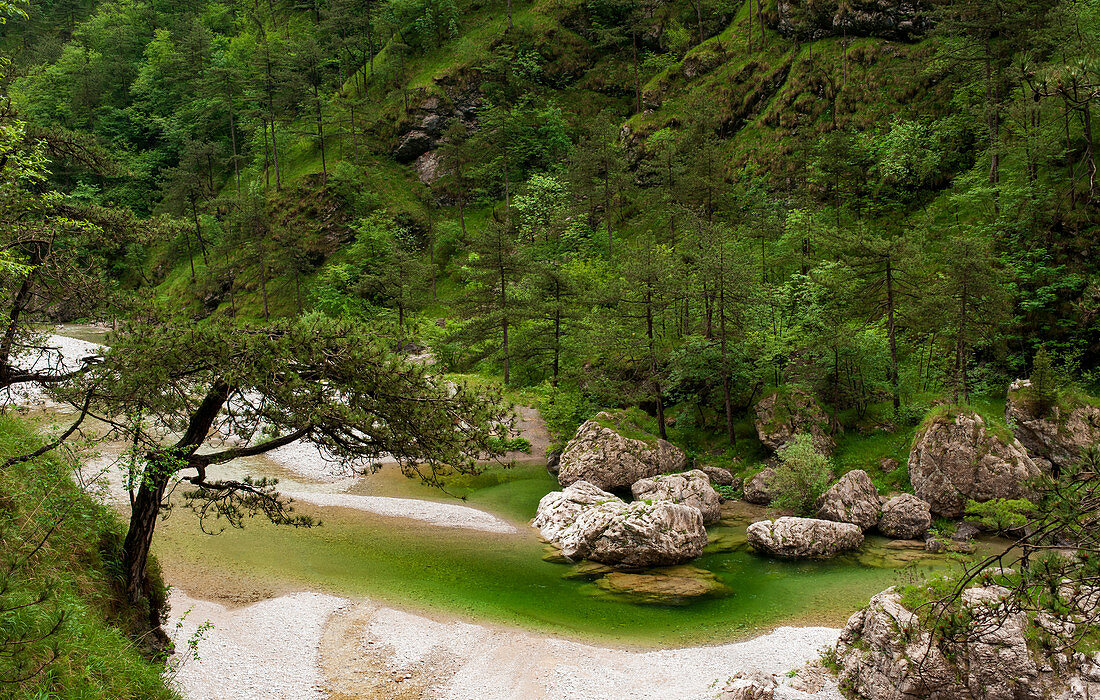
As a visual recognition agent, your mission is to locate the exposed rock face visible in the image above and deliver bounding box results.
[559,499,708,568]
[557,412,687,490]
[834,585,1090,700]
[391,88,479,170]
[877,494,932,540]
[1006,379,1100,470]
[747,517,864,559]
[631,469,722,524]
[700,465,735,487]
[754,389,836,455]
[777,0,927,42]
[743,468,777,505]
[531,480,621,543]
[532,480,708,568]
[815,469,882,530]
[908,410,1043,518]
[719,670,778,700]
[393,130,434,163]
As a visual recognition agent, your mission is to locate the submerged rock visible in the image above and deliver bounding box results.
[1006,379,1100,470]
[908,410,1042,518]
[754,388,836,455]
[631,469,722,524]
[743,468,778,505]
[594,565,730,605]
[815,469,882,530]
[557,412,686,490]
[747,517,864,559]
[877,494,932,540]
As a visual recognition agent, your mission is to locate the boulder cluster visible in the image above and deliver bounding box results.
[532,413,722,567]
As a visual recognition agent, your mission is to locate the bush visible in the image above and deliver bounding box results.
[770,433,834,516]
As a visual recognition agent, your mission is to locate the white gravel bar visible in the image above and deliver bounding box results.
[166,589,348,700]
[356,604,842,699]
[284,491,519,534]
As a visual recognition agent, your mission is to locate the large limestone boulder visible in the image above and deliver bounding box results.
[532,480,621,542]
[557,412,686,490]
[836,585,1050,700]
[532,480,708,568]
[747,517,864,559]
[700,465,736,487]
[1006,379,1100,470]
[908,410,1043,518]
[815,469,882,530]
[743,467,777,504]
[631,469,722,524]
[754,389,836,455]
[877,494,932,540]
[559,499,708,568]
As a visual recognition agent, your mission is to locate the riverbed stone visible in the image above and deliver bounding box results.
[877,493,932,540]
[719,669,778,700]
[631,469,722,524]
[815,469,882,530]
[747,516,864,559]
[908,409,1043,518]
[557,412,687,490]
[743,468,777,505]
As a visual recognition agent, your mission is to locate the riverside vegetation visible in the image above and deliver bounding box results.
[0,0,1099,696]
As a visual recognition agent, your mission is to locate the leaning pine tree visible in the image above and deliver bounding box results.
[67,309,513,628]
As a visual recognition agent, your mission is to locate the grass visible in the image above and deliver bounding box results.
[0,416,176,698]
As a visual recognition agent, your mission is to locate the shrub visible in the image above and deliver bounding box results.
[770,433,834,516]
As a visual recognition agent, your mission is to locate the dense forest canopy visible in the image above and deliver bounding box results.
[3,0,1097,431]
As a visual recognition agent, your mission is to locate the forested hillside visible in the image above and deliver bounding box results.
[2,0,1100,695]
[6,0,1098,445]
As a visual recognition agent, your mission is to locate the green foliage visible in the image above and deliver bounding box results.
[770,433,835,516]
[965,498,1034,533]
[0,417,176,697]
[1029,346,1059,416]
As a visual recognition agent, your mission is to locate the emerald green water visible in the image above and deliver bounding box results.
[157,463,963,647]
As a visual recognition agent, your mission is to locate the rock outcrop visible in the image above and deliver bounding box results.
[908,410,1043,518]
[631,469,722,524]
[747,517,864,559]
[557,412,687,490]
[1006,379,1100,470]
[876,494,932,540]
[815,469,882,530]
[777,0,927,42]
[743,468,777,505]
[754,389,836,455]
[835,583,1100,699]
[532,480,708,567]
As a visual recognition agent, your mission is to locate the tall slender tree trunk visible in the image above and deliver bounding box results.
[632,31,642,114]
[885,258,900,416]
[227,77,241,198]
